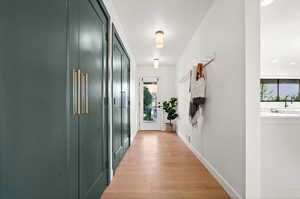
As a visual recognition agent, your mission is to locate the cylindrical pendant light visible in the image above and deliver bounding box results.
[153,58,159,68]
[155,31,164,48]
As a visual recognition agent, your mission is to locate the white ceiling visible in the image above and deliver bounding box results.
[111,0,212,67]
[261,0,300,74]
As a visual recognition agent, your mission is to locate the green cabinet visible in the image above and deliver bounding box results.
[112,25,131,172]
[0,0,110,199]
[78,0,109,198]
[122,51,130,151]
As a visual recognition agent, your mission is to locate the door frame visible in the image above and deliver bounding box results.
[139,76,162,131]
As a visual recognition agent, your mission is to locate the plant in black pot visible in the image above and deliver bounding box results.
[159,97,178,132]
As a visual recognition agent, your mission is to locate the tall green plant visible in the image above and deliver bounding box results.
[159,97,178,124]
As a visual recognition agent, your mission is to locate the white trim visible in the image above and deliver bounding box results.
[177,131,242,199]
[139,77,161,130]
[131,131,137,143]
[245,0,261,198]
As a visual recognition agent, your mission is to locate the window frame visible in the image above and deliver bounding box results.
[260,79,300,102]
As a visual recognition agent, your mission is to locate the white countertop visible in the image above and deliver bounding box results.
[261,108,300,118]
[261,112,300,118]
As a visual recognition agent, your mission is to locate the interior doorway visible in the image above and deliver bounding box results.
[139,77,162,130]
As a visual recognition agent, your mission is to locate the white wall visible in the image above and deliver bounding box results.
[260,0,300,109]
[176,0,249,198]
[261,59,300,78]
[261,68,300,79]
[102,0,138,180]
[260,0,300,79]
[261,117,300,199]
[137,66,177,130]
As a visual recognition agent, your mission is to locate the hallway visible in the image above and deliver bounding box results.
[101,131,230,199]
[0,0,262,198]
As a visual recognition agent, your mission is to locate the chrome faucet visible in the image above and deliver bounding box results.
[284,96,294,108]
[284,96,288,108]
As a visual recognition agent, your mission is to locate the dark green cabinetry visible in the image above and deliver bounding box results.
[112,25,131,172]
[122,49,130,151]
[78,0,109,198]
[0,0,110,199]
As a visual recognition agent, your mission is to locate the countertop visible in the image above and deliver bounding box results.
[261,108,300,119]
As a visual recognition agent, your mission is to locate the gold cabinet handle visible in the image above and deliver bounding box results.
[80,72,88,114]
[73,69,88,115]
[77,69,81,114]
[85,73,88,114]
[80,72,85,114]
[73,69,81,115]
[72,69,77,114]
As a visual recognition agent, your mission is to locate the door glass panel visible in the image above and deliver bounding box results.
[143,82,158,122]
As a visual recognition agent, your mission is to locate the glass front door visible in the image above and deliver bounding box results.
[140,78,161,130]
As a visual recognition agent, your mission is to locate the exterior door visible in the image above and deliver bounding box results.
[139,77,162,130]
[78,0,109,198]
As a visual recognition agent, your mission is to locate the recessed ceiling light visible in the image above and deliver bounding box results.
[261,0,274,7]
[290,62,296,65]
[153,58,159,68]
[155,31,164,48]
[271,59,278,63]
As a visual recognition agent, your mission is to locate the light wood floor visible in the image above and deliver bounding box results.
[101,131,230,199]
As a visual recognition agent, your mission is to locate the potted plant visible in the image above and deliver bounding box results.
[159,97,178,132]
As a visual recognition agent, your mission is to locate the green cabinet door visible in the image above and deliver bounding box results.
[122,52,130,151]
[112,35,123,170]
[0,0,110,198]
[78,0,109,198]
[112,25,131,172]
[0,0,76,199]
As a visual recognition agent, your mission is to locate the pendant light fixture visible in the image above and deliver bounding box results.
[153,58,159,68]
[155,31,164,48]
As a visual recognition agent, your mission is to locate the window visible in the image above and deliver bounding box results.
[143,82,158,122]
[261,79,278,101]
[278,80,300,101]
[260,79,300,102]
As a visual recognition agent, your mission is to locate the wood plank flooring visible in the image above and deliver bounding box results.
[101,131,230,199]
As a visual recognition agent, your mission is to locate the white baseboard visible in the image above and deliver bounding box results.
[131,131,137,143]
[177,131,243,199]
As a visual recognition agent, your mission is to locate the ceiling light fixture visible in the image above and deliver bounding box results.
[261,0,274,7]
[271,59,278,63]
[155,31,164,48]
[153,58,160,68]
[290,62,296,65]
